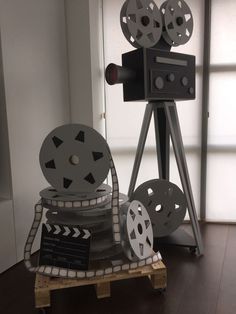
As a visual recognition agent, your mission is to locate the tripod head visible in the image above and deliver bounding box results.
[105,0,195,102]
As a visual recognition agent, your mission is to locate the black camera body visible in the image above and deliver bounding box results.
[122,48,195,102]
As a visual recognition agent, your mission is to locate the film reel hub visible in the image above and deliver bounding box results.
[176,16,184,26]
[69,154,79,166]
[141,15,150,27]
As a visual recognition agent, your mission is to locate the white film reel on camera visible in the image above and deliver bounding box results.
[161,0,193,46]
[120,0,193,48]
[120,0,163,48]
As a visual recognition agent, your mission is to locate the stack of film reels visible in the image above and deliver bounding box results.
[24,124,160,279]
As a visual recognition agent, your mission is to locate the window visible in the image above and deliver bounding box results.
[206,0,236,222]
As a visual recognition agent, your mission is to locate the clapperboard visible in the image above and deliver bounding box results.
[39,223,91,271]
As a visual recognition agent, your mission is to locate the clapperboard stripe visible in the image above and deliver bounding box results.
[63,226,70,236]
[54,225,61,235]
[44,224,91,239]
[39,223,91,271]
[72,227,80,238]
[45,224,52,233]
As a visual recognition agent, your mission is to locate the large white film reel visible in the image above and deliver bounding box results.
[120,0,163,48]
[122,200,153,261]
[40,124,110,194]
[161,0,193,46]
[131,179,187,237]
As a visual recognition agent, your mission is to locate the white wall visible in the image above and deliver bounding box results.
[0,200,15,272]
[65,0,105,135]
[0,0,70,264]
[0,0,104,272]
[0,36,12,201]
[0,30,15,272]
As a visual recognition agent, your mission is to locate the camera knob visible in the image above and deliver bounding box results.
[155,77,164,90]
[181,76,189,86]
[167,73,175,82]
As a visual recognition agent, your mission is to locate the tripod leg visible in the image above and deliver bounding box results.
[128,103,153,198]
[164,102,204,255]
[153,105,170,180]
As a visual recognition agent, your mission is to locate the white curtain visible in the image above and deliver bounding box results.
[206,0,236,222]
[103,0,205,217]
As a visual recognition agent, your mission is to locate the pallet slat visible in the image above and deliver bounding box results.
[35,260,167,309]
[96,282,111,299]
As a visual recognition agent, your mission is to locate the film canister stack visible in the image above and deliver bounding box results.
[24,124,160,279]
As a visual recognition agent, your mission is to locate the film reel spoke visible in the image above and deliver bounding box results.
[185,19,193,31]
[136,0,144,9]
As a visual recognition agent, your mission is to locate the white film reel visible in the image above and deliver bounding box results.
[39,124,110,194]
[122,200,153,261]
[40,184,111,210]
[131,179,187,237]
[161,0,193,46]
[120,0,163,48]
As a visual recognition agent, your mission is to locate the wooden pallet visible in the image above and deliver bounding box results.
[35,260,167,309]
